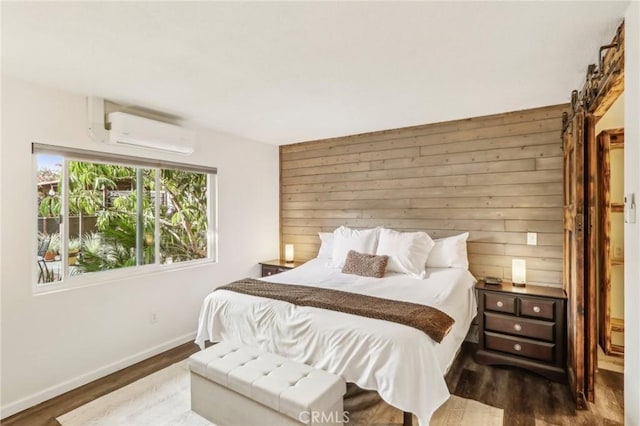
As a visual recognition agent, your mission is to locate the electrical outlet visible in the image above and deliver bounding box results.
[527,232,537,246]
[150,312,158,324]
[614,246,623,259]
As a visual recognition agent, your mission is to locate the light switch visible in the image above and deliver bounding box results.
[625,193,636,224]
[527,232,537,246]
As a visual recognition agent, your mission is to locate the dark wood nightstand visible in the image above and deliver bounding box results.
[259,259,305,277]
[475,280,567,382]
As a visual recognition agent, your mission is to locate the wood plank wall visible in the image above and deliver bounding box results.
[280,104,568,287]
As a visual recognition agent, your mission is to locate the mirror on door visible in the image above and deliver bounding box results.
[595,92,624,372]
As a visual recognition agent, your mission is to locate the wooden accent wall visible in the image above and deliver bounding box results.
[280,104,568,287]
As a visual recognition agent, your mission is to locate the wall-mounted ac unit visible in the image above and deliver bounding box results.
[107,112,196,155]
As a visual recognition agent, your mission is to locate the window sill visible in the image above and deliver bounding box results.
[32,258,216,296]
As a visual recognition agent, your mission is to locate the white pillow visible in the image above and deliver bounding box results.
[375,228,435,278]
[317,232,334,259]
[329,226,380,268]
[426,232,469,269]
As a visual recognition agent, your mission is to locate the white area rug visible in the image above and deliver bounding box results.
[57,360,503,426]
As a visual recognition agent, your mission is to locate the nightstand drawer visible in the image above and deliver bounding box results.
[520,297,556,320]
[485,332,555,363]
[484,293,516,314]
[484,312,554,342]
[262,265,288,276]
[260,259,303,278]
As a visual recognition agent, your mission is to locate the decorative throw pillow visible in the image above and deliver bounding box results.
[375,228,435,278]
[317,232,334,259]
[329,226,380,268]
[426,232,470,269]
[342,250,389,278]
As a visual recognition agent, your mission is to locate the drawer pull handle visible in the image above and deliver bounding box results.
[514,324,522,331]
[533,306,541,313]
[514,344,522,351]
[496,301,504,308]
[267,272,272,275]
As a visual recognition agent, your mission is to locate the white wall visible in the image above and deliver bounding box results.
[0,76,280,417]
[625,2,640,425]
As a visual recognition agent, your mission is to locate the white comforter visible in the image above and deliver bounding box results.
[195,259,477,425]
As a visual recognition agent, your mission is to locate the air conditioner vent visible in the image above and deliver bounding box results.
[106,112,195,155]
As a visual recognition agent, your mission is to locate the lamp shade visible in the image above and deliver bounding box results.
[285,244,295,262]
[512,259,526,286]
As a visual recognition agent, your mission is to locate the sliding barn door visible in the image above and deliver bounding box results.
[563,109,588,409]
[561,20,622,409]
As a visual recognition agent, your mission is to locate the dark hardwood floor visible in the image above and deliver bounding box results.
[1,341,623,426]
[446,342,624,426]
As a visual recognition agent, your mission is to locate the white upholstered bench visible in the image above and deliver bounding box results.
[189,341,346,426]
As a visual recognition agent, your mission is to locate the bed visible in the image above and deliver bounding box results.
[195,256,477,425]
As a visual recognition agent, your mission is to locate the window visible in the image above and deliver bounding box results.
[35,144,216,286]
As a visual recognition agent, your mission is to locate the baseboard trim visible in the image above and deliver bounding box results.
[1,331,196,419]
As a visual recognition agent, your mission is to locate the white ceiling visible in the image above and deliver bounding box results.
[1,1,628,145]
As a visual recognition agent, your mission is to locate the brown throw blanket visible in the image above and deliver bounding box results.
[215,278,455,343]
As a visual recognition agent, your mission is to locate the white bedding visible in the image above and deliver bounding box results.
[195,258,477,425]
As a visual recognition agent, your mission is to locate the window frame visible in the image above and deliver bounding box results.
[33,144,218,294]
